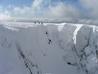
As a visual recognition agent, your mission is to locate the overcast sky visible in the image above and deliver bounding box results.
[0,0,98,24]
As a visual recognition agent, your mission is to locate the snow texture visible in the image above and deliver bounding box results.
[0,22,98,74]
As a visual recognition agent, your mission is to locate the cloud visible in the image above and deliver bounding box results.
[80,0,98,19]
[7,0,44,18]
[0,0,98,25]
[44,2,81,19]
[32,0,43,9]
[12,7,34,18]
[0,0,81,21]
[0,13,11,20]
[74,0,98,25]
[0,6,12,20]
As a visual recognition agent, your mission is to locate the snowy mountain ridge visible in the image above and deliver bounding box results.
[0,22,98,74]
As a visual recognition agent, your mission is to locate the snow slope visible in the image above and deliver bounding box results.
[0,22,98,74]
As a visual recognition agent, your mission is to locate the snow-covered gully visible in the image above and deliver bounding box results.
[0,22,98,74]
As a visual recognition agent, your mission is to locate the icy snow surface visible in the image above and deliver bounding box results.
[0,22,98,74]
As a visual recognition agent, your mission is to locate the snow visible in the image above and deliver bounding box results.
[0,22,98,74]
[73,24,83,44]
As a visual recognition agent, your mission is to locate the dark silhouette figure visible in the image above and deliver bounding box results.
[45,32,48,35]
[67,62,72,65]
[48,39,52,44]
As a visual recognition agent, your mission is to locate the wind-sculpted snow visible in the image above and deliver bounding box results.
[0,22,98,74]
